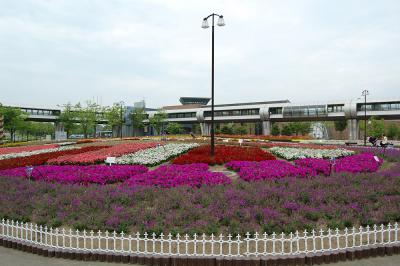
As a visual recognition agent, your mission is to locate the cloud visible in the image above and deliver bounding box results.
[0,0,399,109]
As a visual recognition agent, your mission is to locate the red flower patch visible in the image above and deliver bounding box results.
[172,145,275,165]
[0,146,110,170]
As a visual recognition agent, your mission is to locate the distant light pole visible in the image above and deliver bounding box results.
[362,90,369,146]
[202,13,225,156]
[120,101,125,140]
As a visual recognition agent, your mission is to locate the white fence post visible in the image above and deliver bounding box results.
[0,219,399,257]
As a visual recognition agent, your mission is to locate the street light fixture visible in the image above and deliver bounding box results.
[362,90,369,146]
[202,13,225,156]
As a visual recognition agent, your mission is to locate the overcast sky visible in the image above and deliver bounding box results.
[0,0,399,109]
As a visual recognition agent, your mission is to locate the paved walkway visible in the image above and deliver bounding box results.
[1,246,400,266]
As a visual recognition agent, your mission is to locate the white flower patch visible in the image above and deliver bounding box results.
[269,147,354,160]
[116,143,199,166]
[0,146,80,160]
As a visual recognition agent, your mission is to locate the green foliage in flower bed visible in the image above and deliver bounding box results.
[1,163,399,235]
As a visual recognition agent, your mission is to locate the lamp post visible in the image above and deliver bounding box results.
[362,90,369,146]
[202,13,225,156]
[120,101,125,140]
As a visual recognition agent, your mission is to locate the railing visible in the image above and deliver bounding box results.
[1,219,399,257]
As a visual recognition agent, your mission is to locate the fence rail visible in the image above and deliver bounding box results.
[1,219,399,257]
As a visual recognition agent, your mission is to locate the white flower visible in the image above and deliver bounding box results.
[0,146,80,160]
[269,147,354,160]
[116,143,199,165]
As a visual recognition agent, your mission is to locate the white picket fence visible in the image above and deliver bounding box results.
[1,219,399,257]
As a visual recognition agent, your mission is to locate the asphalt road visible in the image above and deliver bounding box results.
[1,246,400,266]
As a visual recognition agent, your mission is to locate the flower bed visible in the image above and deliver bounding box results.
[0,144,59,155]
[226,160,316,181]
[173,145,275,165]
[0,146,110,170]
[0,145,78,160]
[1,163,399,234]
[123,163,231,188]
[347,146,400,162]
[294,153,383,175]
[216,134,312,141]
[269,147,354,160]
[0,165,148,185]
[48,142,159,165]
[116,143,199,166]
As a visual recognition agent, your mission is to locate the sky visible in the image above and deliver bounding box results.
[0,0,399,109]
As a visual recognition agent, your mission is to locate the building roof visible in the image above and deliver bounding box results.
[162,104,203,110]
[179,97,211,105]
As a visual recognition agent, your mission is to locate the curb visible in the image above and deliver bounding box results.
[1,237,399,265]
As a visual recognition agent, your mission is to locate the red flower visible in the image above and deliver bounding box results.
[173,145,275,165]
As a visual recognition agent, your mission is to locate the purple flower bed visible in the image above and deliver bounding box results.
[347,146,400,162]
[295,153,383,175]
[0,165,148,185]
[226,160,316,181]
[1,163,399,234]
[123,163,231,188]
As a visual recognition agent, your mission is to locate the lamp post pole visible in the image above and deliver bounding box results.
[120,101,124,140]
[362,90,369,146]
[202,13,225,156]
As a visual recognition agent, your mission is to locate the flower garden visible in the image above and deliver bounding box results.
[0,139,399,236]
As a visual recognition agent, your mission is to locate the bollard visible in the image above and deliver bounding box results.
[385,245,394,256]
[48,248,55,258]
[152,255,162,266]
[137,254,146,265]
[144,255,153,266]
[122,253,130,263]
[305,254,314,266]
[91,252,99,261]
[215,257,224,266]
[99,251,107,262]
[113,253,122,263]
[355,247,363,260]
[393,244,400,254]
[160,256,171,266]
[130,254,138,264]
[376,244,386,257]
[296,254,306,266]
[313,252,324,265]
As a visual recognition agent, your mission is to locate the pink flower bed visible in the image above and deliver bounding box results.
[123,163,231,188]
[0,165,148,185]
[48,142,159,165]
[0,144,59,155]
[295,153,383,175]
[226,160,316,181]
[227,153,383,182]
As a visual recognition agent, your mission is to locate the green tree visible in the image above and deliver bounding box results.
[149,109,167,135]
[334,120,347,139]
[386,123,398,140]
[130,107,147,136]
[166,122,184,134]
[281,124,293,136]
[291,122,302,136]
[74,101,98,138]
[105,102,124,137]
[59,103,77,138]
[220,123,234,135]
[299,122,311,136]
[271,123,280,136]
[233,125,247,135]
[334,120,347,132]
[0,106,27,142]
[360,116,385,138]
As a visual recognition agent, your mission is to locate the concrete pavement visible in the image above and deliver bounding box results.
[1,246,400,266]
